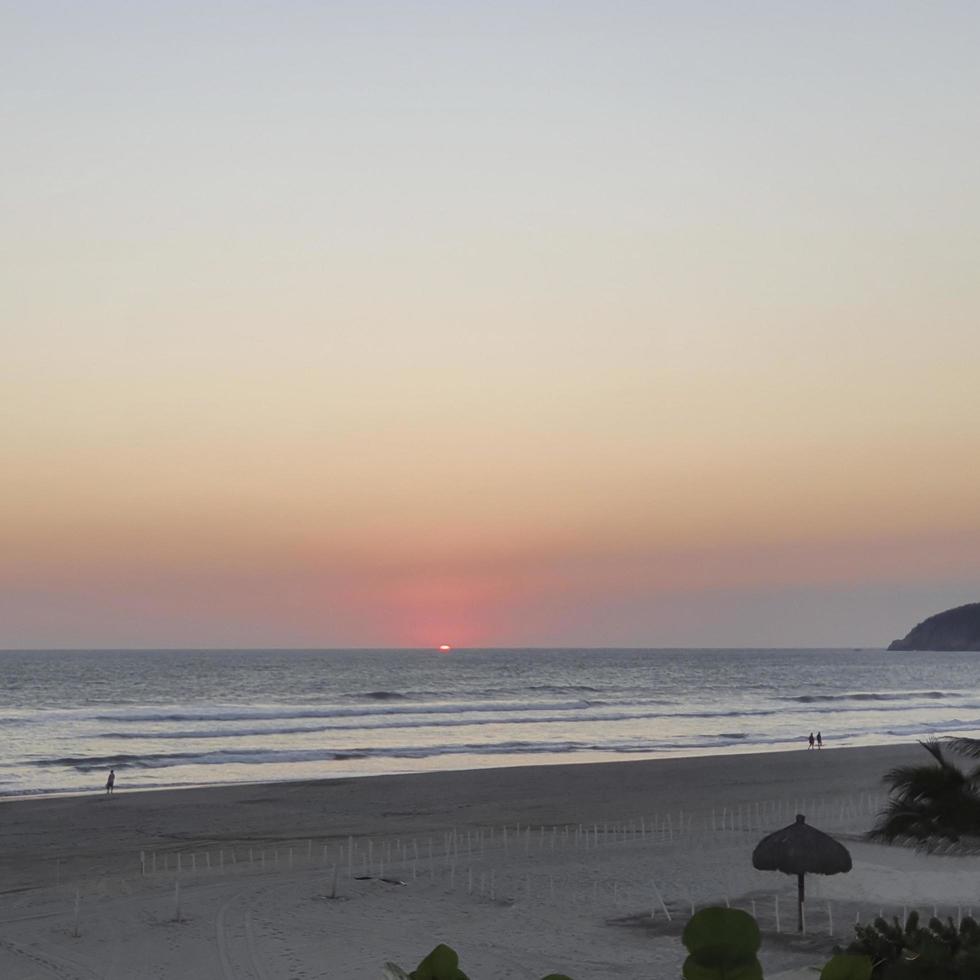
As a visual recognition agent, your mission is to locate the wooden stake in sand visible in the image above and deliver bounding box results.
[827,901,834,936]
[330,865,339,900]
[775,895,781,933]
[651,880,671,921]
[72,889,80,937]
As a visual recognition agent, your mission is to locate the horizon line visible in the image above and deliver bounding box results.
[0,644,889,653]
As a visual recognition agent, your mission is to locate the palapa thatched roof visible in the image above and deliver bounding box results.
[752,814,852,876]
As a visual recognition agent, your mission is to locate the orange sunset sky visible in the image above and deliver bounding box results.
[3,2,979,648]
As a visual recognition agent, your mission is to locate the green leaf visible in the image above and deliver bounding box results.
[682,954,764,980]
[819,953,873,980]
[410,944,463,980]
[682,907,762,962]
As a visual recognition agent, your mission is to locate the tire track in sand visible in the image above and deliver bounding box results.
[215,884,271,980]
[0,936,100,980]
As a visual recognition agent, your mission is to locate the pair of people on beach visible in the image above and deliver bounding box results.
[807,731,822,750]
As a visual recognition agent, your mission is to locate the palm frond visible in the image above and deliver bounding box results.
[946,737,980,759]
[869,740,980,849]
[881,765,969,805]
[918,738,948,767]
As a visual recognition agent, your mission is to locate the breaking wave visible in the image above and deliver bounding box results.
[784,691,957,703]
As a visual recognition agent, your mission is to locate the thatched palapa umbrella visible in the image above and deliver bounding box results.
[752,814,852,931]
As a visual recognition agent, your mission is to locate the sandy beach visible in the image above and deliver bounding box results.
[2,743,978,979]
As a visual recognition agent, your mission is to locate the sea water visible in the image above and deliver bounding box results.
[1,647,978,797]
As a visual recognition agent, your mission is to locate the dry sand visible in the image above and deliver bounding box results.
[2,744,978,979]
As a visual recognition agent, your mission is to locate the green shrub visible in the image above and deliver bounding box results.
[383,943,572,980]
[845,911,980,979]
[820,954,873,980]
[681,907,763,980]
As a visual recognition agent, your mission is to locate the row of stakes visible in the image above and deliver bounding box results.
[133,789,888,882]
[64,793,890,936]
[77,858,978,942]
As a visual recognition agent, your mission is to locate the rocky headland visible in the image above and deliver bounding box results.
[888,602,980,651]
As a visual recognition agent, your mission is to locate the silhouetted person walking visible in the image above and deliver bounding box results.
[816,731,823,749]
[106,768,115,796]
[808,732,815,750]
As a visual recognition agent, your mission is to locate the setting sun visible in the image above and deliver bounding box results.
[438,644,452,652]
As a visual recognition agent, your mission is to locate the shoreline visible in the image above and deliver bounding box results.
[0,734,927,804]
[0,739,911,801]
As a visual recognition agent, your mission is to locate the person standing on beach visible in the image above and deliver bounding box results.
[816,731,823,749]
[106,769,115,796]
[808,732,815,750]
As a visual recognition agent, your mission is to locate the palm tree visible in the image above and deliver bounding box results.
[867,738,980,852]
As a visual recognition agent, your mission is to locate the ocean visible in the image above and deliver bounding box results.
[1,647,978,798]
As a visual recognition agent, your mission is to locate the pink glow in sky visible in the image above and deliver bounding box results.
[3,3,980,648]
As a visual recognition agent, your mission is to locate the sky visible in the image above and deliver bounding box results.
[3,1,979,649]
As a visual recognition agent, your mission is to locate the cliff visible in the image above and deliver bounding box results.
[888,602,980,651]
